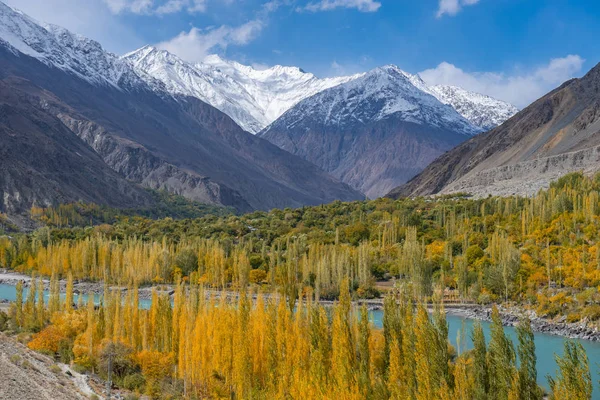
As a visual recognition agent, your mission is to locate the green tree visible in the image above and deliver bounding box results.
[472,322,489,400]
[516,316,542,400]
[488,306,516,400]
[547,341,592,400]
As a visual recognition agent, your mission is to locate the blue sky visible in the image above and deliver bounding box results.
[7,0,600,107]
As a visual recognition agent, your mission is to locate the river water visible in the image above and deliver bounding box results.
[1,283,598,397]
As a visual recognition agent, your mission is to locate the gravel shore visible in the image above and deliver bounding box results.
[447,305,600,341]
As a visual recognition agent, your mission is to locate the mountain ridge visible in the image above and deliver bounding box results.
[123,45,518,134]
[259,65,479,197]
[0,1,363,218]
[123,46,361,133]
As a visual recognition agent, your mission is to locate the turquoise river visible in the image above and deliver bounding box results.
[0,283,598,398]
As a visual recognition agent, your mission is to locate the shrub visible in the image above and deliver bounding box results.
[582,304,600,321]
[72,363,88,374]
[98,341,137,380]
[477,292,492,305]
[58,338,73,364]
[122,373,146,391]
[49,364,62,374]
[566,313,581,323]
[249,269,267,284]
[28,325,64,354]
[0,311,8,332]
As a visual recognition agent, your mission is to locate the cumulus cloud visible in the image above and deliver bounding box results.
[156,20,265,62]
[419,55,586,108]
[102,0,207,15]
[300,0,381,13]
[436,0,480,18]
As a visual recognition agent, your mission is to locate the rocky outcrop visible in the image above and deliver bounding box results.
[0,332,95,399]
[57,114,252,212]
[440,144,600,197]
[0,77,152,215]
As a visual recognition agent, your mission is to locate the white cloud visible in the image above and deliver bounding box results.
[188,0,207,12]
[419,55,585,108]
[300,0,381,13]
[155,0,186,15]
[156,20,265,62]
[436,0,480,18]
[102,0,207,15]
[103,0,153,14]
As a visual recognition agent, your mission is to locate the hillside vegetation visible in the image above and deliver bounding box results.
[1,172,599,398]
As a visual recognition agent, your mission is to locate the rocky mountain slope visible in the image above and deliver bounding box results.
[260,65,478,198]
[0,332,93,400]
[0,73,153,216]
[0,1,362,217]
[124,47,360,133]
[388,62,600,199]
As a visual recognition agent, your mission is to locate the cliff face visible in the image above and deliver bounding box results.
[388,63,600,199]
[0,75,152,215]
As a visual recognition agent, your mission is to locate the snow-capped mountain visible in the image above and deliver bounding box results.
[263,65,481,136]
[0,0,363,217]
[259,65,482,197]
[391,70,518,131]
[0,2,161,92]
[427,85,519,131]
[123,46,360,133]
[123,45,517,134]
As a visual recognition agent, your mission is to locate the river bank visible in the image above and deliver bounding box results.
[447,305,600,342]
[1,269,599,341]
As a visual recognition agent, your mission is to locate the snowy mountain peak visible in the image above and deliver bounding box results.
[202,54,310,81]
[0,2,159,92]
[263,64,481,136]
[123,46,361,133]
[427,84,519,131]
